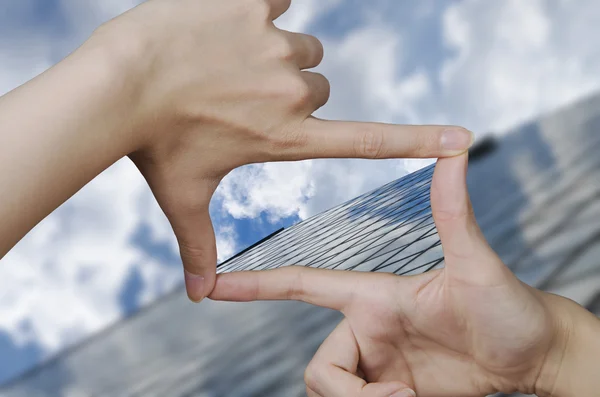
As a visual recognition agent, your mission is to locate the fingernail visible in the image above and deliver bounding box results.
[441,128,474,151]
[390,389,416,397]
[184,270,205,303]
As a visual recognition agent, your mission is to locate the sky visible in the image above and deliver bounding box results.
[1,0,600,385]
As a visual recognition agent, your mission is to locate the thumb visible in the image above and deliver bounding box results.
[430,153,505,279]
[131,154,219,303]
[170,208,217,302]
[173,208,217,303]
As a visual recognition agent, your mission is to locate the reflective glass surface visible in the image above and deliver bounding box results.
[218,164,445,275]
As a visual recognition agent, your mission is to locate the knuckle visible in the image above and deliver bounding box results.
[413,137,428,157]
[288,76,312,105]
[419,130,441,155]
[287,267,305,301]
[433,208,471,223]
[271,73,309,102]
[157,185,215,225]
[431,208,468,223]
[272,35,295,61]
[248,0,270,20]
[179,241,211,264]
[430,196,475,224]
[268,127,307,156]
[169,189,210,215]
[355,129,386,159]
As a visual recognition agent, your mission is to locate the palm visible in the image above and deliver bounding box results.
[211,154,556,397]
[342,263,553,396]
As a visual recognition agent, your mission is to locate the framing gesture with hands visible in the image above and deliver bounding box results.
[210,154,600,397]
[0,0,473,303]
[3,0,598,395]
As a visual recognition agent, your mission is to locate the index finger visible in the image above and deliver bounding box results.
[209,266,372,311]
[279,117,474,161]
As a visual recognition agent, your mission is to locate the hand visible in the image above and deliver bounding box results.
[87,0,474,302]
[209,154,585,397]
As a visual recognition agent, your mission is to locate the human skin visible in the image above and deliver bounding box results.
[0,0,474,302]
[210,153,600,397]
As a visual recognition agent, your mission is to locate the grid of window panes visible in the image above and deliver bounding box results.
[217,163,444,276]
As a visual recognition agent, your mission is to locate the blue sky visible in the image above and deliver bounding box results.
[2,0,600,385]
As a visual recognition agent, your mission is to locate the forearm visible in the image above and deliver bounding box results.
[536,292,600,397]
[0,38,140,257]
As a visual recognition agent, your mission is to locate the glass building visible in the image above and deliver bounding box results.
[2,94,600,397]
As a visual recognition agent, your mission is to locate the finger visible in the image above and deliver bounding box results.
[279,30,324,69]
[310,370,414,397]
[173,208,217,303]
[306,387,322,397]
[301,71,331,111]
[266,0,292,20]
[283,118,474,161]
[209,266,391,311]
[309,321,360,376]
[134,161,219,304]
[430,154,507,279]
[306,321,414,397]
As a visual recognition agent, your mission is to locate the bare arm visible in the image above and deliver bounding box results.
[0,41,139,258]
[0,0,474,301]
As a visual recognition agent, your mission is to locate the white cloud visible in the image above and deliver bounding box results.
[439,0,600,133]
[0,159,181,352]
[275,0,342,32]
[214,223,238,262]
[318,25,432,124]
[217,161,315,221]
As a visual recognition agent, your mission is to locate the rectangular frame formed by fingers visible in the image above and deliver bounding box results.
[217,163,445,276]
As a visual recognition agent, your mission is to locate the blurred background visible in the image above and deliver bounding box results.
[1,0,600,394]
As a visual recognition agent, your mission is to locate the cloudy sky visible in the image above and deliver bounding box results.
[1,0,600,385]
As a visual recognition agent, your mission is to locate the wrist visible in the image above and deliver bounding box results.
[82,22,152,154]
[0,27,150,251]
[535,292,600,397]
